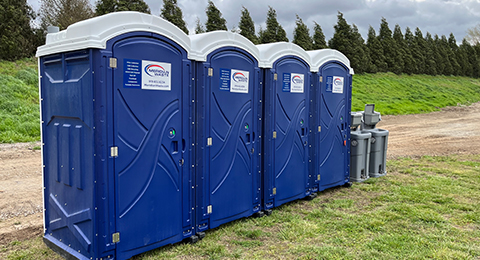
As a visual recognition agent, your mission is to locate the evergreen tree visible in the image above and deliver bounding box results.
[400,31,414,74]
[460,39,478,77]
[404,27,418,74]
[95,0,115,14]
[40,0,94,30]
[413,27,427,74]
[328,12,352,57]
[238,7,257,44]
[474,44,480,76]
[0,0,39,60]
[312,22,327,49]
[366,26,385,73]
[457,40,472,77]
[117,0,150,13]
[194,17,205,34]
[160,0,188,34]
[96,0,150,15]
[440,35,454,75]
[377,18,396,72]
[433,34,447,75]
[350,24,370,74]
[277,25,288,42]
[448,33,461,75]
[474,44,480,77]
[329,13,369,73]
[259,6,288,43]
[205,0,227,32]
[391,24,405,74]
[424,32,437,75]
[293,15,313,50]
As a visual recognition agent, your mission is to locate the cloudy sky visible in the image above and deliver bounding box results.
[27,0,480,42]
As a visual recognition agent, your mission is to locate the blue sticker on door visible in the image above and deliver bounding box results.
[219,68,231,91]
[326,76,333,92]
[124,59,172,90]
[124,59,141,89]
[282,73,291,92]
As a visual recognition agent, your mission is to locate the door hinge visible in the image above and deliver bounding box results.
[319,76,323,82]
[207,137,212,146]
[318,126,321,132]
[112,232,120,243]
[273,187,277,195]
[109,58,117,69]
[273,131,277,139]
[111,146,118,157]
[208,68,213,77]
[274,73,278,81]
[207,205,212,214]
[317,174,321,181]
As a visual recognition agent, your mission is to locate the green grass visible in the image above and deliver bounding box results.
[2,154,479,259]
[352,72,480,115]
[0,58,39,143]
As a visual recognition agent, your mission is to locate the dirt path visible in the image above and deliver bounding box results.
[378,102,480,158]
[0,142,43,245]
[1,102,480,245]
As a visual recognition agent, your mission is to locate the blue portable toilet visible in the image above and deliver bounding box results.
[189,32,262,231]
[308,49,354,191]
[257,42,314,210]
[37,12,195,260]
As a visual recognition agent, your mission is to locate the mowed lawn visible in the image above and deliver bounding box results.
[3,154,479,259]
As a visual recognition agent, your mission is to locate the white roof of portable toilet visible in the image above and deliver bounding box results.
[307,49,355,75]
[256,42,312,70]
[36,11,191,57]
[188,31,260,62]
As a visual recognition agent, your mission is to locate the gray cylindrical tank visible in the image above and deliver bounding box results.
[350,131,371,182]
[363,128,389,177]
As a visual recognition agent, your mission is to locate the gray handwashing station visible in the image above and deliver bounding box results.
[361,104,389,178]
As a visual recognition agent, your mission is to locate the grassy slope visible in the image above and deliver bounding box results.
[352,72,480,115]
[3,155,479,259]
[0,58,39,143]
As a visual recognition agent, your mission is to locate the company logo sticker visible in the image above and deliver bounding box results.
[334,77,343,86]
[233,72,248,82]
[332,76,344,94]
[141,60,171,91]
[230,69,249,93]
[292,75,304,84]
[144,64,170,77]
[290,73,304,93]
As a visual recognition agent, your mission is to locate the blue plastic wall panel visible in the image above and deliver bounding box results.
[41,50,99,260]
[315,62,352,191]
[195,47,261,231]
[263,56,312,208]
[110,33,193,260]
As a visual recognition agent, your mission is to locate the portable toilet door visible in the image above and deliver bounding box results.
[190,32,262,230]
[258,42,313,209]
[308,49,354,191]
[37,12,195,260]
